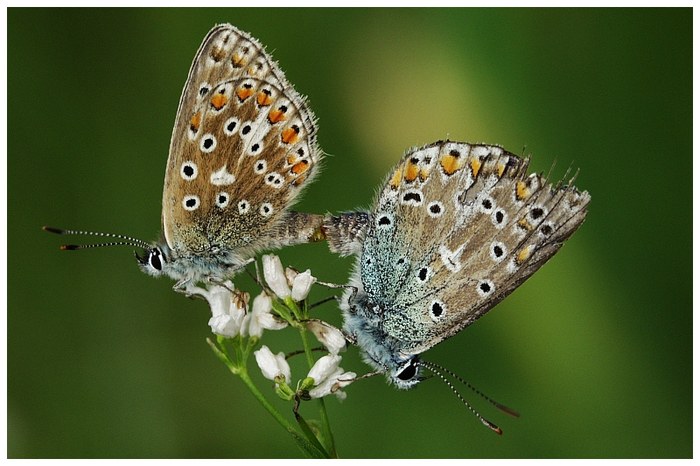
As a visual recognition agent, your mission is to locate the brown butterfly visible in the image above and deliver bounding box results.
[46,24,325,291]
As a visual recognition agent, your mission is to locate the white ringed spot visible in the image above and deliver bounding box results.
[182,195,200,211]
[260,203,273,217]
[215,192,230,208]
[200,134,217,153]
[238,200,250,214]
[180,161,198,181]
[223,117,240,136]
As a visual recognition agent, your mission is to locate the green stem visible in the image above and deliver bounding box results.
[208,337,326,457]
[298,325,337,457]
[237,369,327,458]
[294,402,331,458]
[237,368,294,435]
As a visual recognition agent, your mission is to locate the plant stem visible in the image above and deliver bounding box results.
[298,326,337,457]
[237,368,294,434]
[238,366,327,458]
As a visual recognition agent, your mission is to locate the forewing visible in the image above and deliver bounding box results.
[162,24,321,256]
[362,141,590,354]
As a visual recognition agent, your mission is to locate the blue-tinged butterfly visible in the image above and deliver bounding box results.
[324,140,590,432]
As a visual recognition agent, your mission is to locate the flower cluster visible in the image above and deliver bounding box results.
[200,254,355,403]
[254,347,356,400]
[188,280,287,339]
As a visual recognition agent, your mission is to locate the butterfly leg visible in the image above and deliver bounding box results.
[172,278,208,299]
[205,276,236,293]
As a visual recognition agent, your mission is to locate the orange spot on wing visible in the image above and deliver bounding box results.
[236,85,254,102]
[440,154,461,176]
[497,162,506,177]
[189,112,202,132]
[419,167,430,182]
[516,245,533,264]
[518,218,533,231]
[281,125,300,145]
[470,158,482,177]
[257,91,273,107]
[268,108,286,124]
[292,174,307,186]
[404,159,419,182]
[389,169,402,190]
[232,53,245,67]
[516,181,530,200]
[286,154,298,165]
[291,160,310,175]
[210,47,225,62]
[210,94,228,110]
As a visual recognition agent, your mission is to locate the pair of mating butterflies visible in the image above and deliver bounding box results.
[47,24,590,426]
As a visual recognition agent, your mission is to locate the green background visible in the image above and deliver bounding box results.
[8,8,691,458]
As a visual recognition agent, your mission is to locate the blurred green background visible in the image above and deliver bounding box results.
[8,7,691,458]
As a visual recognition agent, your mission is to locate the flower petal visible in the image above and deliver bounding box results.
[254,345,292,383]
[248,293,288,338]
[306,320,347,354]
[274,351,292,383]
[199,282,248,337]
[208,314,239,337]
[309,369,356,399]
[307,354,341,384]
[291,269,317,302]
[262,255,291,299]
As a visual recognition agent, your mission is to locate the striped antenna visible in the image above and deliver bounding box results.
[418,360,519,435]
[42,226,151,251]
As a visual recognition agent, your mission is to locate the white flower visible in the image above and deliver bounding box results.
[306,353,355,400]
[309,367,357,400]
[254,345,291,383]
[195,281,248,337]
[263,254,291,299]
[291,269,316,302]
[306,320,347,354]
[307,354,342,383]
[247,292,287,338]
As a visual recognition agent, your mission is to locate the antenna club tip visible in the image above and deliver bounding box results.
[484,420,503,435]
[495,403,520,418]
[60,245,79,251]
[43,226,64,234]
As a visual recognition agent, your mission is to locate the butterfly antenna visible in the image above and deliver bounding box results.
[43,226,151,250]
[418,361,504,435]
[421,360,519,418]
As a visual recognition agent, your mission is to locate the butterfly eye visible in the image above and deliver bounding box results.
[148,249,163,271]
[396,360,418,381]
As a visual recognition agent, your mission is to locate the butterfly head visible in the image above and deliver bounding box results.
[135,244,169,278]
[390,356,423,389]
[342,295,425,390]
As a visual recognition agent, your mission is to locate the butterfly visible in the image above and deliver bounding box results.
[324,140,590,430]
[45,24,325,291]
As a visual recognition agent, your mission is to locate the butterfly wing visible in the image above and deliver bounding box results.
[360,141,590,355]
[162,24,321,260]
